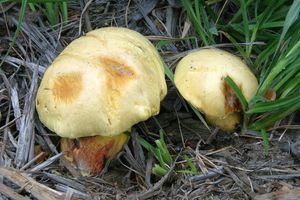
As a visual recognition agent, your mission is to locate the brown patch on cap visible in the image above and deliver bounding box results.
[52,73,82,103]
[223,81,242,113]
[101,57,136,79]
[264,88,276,101]
[100,57,137,108]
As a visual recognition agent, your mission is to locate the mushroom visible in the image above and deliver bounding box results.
[36,27,167,175]
[174,48,258,131]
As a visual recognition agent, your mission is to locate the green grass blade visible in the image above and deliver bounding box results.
[137,136,156,153]
[224,76,248,112]
[220,31,253,67]
[257,40,300,96]
[152,164,168,176]
[162,60,174,82]
[273,66,300,92]
[239,0,250,55]
[60,1,68,23]
[185,155,198,174]
[45,2,58,25]
[190,104,211,132]
[181,0,209,45]
[247,94,300,113]
[159,129,173,163]
[0,0,27,68]
[155,140,172,164]
[280,74,300,98]
[261,128,269,154]
[249,101,300,130]
[28,2,36,11]
[277,0,300,51]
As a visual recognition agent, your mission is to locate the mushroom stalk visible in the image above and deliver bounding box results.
[61,133,129,175]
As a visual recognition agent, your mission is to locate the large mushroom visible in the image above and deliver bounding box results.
[174,48,258,131]
[36,27,167,175]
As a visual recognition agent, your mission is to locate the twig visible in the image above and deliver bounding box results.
[256,173,300,180]
[189,166,224,183]
[145,152,153,188]
[129,155,179,200]
[0,116,21,132]
[125,0,131,28]
[45,173,86,191]
[78,0,93,36]
[0,167,70,200]
[20,152,44,171]
[0,182,30,200]
[224,167,256,199]
[15,65,39,168]
[206,128,219,144]
[195,141,208,174]
[29,152,64,173]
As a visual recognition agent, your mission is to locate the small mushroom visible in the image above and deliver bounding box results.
[174,48,258,131]
[36,27,167,175]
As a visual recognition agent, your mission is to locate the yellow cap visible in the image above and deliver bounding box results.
[36,27,167,138]
[174,48,258,131]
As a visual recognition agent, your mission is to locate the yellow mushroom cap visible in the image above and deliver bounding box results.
[36,27,167,138]
[174,48,258,131]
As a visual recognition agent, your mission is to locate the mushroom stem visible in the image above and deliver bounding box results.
[61,132,129,175]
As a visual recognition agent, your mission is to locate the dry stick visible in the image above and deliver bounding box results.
[130,155,179,200]
[125,0,132,28]
[234,168,265,194]
[120,145,145,177]
[1,103,11,160]
[10,80,22,130]
[132,130,146,171]
[78,0,93,35]
[224,167,256,199]
[7,129,18,148]
[189,166,224,183]
[55,184,91,200]
[35,122,80,177]
[257,173,300,180]
[0,117,20,132]
[83,0,92,31]
[206,128,219,144]
[15,66,38,168]
[2,56,46,74]
[29,152,64,173]
[20,152,44,171]
[0,182,31,200]
[1,70,22,130]
[45,173,86,191]
[269,124,300,130]
[199,154,218,168]
[175,109,186,148]
[195,141,208,174]
[0,167,69,200]
[145,152,153,187]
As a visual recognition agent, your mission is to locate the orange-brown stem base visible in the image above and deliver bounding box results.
[61,133,129,175]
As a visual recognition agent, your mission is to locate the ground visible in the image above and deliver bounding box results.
[0,1,300,199]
